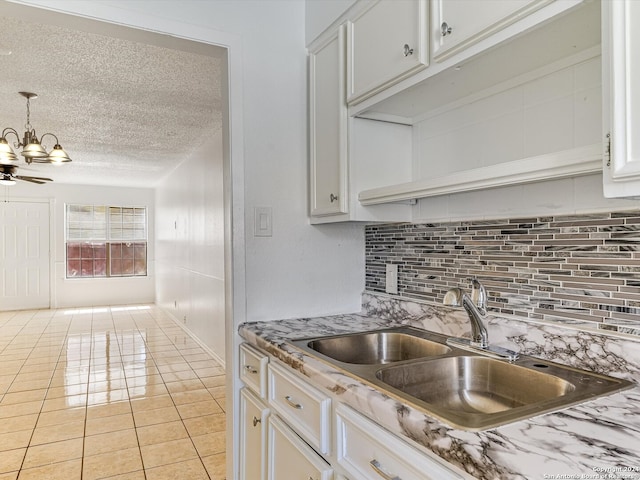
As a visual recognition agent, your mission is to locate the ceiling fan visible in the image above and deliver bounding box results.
[0,164,52,185]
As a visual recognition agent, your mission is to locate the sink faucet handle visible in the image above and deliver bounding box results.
[470,277,487,314]
[443,287,464,307]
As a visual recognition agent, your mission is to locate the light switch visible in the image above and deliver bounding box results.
[254,207,272,237]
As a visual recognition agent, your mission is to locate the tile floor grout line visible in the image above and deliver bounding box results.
[117,309,148,480]
[1,304,226,479]
[135,313,212,479]
[135,310,218,479]
[13,309,74,477]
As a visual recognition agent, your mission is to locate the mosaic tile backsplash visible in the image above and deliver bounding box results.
[365,211,640,335]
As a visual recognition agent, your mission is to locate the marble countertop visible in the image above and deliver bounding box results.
[239,311,640,480]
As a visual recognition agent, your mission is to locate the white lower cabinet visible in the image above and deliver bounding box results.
[267,415,333,480]
[240,346,467,480]
[335,404,463,480]
[239,388,270,480]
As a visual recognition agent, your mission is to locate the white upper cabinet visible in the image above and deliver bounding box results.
[346,0,428,104]
[431,0,551,61]
[308,0,606,218]
[602,0,640,198]
[309,26,349,216]
[308,23,413,224]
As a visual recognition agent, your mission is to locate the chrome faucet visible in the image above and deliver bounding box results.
[443,279,489,348]
[443,277,519,361]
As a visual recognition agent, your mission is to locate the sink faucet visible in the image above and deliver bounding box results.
[443,278,519,361]
[443,278,489,348]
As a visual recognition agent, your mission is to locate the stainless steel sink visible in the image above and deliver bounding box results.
[377,356,575,414]
[303,328,451,364]
[375,355,633,430]
[289,327,635,431]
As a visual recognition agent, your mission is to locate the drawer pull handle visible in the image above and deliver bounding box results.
[284,395,303,409]
[403,44,414,57]
[252,416,261,427]
[370,459,402,480]
[244,365,258,374]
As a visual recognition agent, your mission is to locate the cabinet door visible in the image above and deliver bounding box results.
[347,0,428,104]
[309,26,348,217]
[239,388,270,480]
[432,0,550,61]
[602,0,640,198]
[267,415,333,480]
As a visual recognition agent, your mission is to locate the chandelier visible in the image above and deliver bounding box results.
[0,92,72,165]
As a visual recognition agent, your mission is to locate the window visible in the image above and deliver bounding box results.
[66,204,147,278]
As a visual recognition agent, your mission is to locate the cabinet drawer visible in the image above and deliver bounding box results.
[267,361,331,455]
[336,404,463,480]
[240,343,269,398]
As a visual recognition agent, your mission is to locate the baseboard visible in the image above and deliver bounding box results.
[160,306,226,369]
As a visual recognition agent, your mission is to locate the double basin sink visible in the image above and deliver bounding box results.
[290,326,634,431]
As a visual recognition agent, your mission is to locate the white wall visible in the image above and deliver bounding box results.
[5,181,155,307]
[414,56,602,178]
[155,130,226,363]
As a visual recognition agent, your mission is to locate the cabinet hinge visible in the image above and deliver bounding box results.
[606,133,611,168]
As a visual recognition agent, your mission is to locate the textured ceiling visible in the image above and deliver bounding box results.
[0,4,224,187]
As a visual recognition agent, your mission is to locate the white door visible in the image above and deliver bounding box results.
[0,201,50,310]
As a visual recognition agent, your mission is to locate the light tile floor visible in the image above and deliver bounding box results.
[0,305,226,479]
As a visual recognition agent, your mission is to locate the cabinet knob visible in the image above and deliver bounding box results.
[441,22,453,36]
[252,416,261,427]
[329,193,338,203]
[244,364,258,374]
[403,44,414,57]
